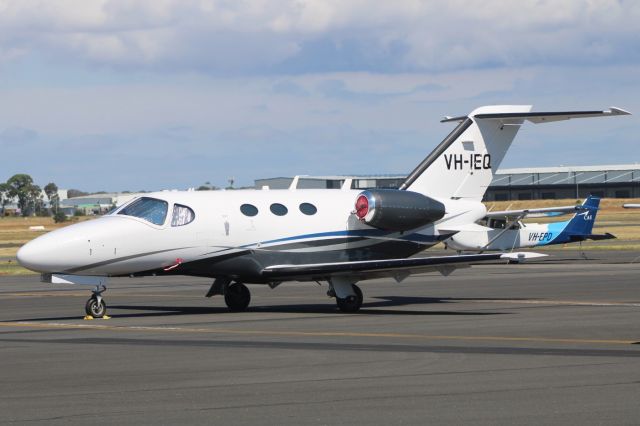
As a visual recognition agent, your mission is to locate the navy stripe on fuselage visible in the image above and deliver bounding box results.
[241,229,444,250]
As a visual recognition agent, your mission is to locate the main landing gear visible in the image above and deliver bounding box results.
[85,284,107,319]
[206,277,364,313]
[224,282,251,312]
[336,284,363,313]
[206,278,251,312]
[328,278,363,313]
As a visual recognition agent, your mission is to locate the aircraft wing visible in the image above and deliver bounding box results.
[484,205,586,219]
[261,252,546,282]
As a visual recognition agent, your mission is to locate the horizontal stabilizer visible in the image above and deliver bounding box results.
[585,232,616,241]
[442,107,631,124]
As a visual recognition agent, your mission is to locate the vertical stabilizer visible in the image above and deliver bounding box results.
[401,105,532,201]
[563,196,600,236]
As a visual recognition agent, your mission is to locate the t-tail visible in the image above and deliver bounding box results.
[400,106,631,201]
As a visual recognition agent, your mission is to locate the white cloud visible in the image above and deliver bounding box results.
[0,0,638,73]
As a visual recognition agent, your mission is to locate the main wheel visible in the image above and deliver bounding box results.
[224,282,251,312]
[85,296,106,318]
[336,284,363,313]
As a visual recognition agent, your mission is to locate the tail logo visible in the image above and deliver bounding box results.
[444,154,491,170]
[577,211,594,221]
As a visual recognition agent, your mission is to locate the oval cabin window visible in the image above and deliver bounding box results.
[299,203,317,215]
[240,204,259,217]
[270,203,288,216]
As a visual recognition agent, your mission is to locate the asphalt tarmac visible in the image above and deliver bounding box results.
[1,252,639,425]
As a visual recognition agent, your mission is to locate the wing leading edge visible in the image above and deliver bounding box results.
[261,252,547,282]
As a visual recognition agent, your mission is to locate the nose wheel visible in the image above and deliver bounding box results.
[85,285,107,319]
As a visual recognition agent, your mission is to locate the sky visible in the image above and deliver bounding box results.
[0,0,639,192]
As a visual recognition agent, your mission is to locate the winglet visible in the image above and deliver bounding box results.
[609,106,631,116]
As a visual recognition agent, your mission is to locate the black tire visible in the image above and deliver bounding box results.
[85,297,106,318]
[336,284,363,313]
[224,282,251,312]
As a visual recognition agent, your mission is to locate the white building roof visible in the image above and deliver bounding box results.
[497,164,640,174]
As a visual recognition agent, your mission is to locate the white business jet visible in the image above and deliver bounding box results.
[17,105,630,317]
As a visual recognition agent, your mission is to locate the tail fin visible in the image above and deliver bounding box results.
[563,195,600,235]
[401,106,631,201]
[400,105,531,200]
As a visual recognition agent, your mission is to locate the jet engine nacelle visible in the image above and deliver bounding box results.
[354,189,445,231]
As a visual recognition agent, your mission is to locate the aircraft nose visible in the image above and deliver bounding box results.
[17,238,58,273]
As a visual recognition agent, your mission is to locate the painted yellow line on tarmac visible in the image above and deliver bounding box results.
[469,299,640,307]
[0,321,636,346]
[2,292,639,307]
[0,292,198,299]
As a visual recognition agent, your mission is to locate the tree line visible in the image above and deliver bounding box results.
[0,174,61,218]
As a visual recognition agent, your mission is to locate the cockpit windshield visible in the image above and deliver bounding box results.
[117,197,168,225]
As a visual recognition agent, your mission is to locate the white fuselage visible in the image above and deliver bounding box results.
[18,189,487,282]
[444,217,584,252]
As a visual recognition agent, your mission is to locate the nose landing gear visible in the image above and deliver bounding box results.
[84,285,108,319]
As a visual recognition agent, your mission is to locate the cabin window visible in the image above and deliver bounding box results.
[240,204,259,217]
[118,197,168,226]
[270,203,288,216]
[171,204,195,227]
[299,203,317,215]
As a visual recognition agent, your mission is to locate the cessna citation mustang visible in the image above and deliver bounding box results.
[17,105,630,318]
[445,195,614,253]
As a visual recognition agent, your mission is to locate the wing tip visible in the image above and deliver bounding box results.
[609,106,632,116]
[500,252,548,261]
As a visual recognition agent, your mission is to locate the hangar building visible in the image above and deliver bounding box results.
[255,164,640,201]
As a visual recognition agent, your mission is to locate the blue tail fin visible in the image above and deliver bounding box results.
[563,195,600,236]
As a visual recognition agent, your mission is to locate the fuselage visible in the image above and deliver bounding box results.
[17,189,487,283]
[446,216,591,251]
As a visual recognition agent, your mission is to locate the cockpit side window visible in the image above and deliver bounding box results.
[171,204,195,227]
[118,197,168,226]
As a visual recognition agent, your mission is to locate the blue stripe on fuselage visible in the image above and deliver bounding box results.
[534,221,569,246]
[241,229,444,249]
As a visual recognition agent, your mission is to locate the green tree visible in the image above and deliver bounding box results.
[67,189,88,198]
[28,184,44,216]
[6,174,41,216]
[53,210,67,223]
[0,183,9,216]
[44,182,59,215]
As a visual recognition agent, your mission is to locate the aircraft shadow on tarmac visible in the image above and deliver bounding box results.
[11,296,517,321]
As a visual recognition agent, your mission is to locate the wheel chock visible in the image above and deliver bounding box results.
[102,315,111,320]
[83,315,94,320]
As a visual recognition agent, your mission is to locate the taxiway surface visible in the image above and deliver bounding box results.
[1,254,639,425]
